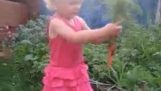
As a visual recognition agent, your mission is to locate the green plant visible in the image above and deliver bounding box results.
[12,15,48,91]
[85,22,161,90]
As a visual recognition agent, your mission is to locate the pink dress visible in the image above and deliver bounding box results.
[42,15,93,91]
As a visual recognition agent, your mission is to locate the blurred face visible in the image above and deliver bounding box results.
[54,0,83,18]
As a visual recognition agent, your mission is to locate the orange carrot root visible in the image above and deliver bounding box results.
[107,43,116,69]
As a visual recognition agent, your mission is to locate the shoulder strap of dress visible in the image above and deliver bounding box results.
[55,15,82,31]
[73,16,83,30]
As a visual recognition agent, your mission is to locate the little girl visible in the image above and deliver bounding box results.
[42,0,122,91]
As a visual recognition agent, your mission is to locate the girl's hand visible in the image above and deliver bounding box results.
[105,23,122,39]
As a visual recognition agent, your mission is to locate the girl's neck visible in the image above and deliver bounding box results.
[54,13,74,20]
[54,13,75,26]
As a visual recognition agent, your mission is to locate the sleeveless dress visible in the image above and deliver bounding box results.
[42,15,93,91]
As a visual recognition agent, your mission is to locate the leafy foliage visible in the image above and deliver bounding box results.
[85,23,161,91]
[12,16,48,91]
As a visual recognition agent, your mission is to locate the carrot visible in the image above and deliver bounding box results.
[107,42,116,69]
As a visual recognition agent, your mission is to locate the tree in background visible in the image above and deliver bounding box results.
[155,0,161,24]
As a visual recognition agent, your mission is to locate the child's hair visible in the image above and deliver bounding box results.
[44,0,56,11]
